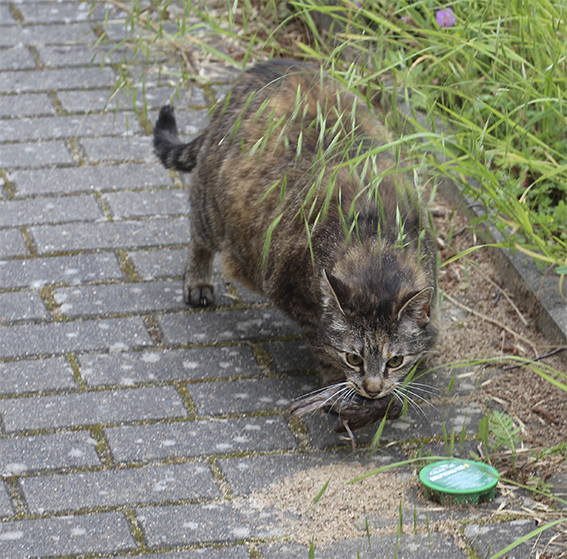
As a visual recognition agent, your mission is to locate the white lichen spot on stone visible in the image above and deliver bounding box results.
[141,353,161,363]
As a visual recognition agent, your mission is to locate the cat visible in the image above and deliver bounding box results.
[153,59,438,432]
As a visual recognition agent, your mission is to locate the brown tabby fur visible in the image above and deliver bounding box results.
[154,59,438,429]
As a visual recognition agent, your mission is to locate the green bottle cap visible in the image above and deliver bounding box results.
[419,459,499,505]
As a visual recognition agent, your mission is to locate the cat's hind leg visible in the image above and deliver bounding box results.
[183,238,215,306]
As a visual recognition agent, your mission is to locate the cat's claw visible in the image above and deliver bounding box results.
[184,284,214,307]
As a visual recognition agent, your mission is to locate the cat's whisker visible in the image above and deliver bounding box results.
[290,382,349,402]
[303,385,352,420]
[401,382,441,397]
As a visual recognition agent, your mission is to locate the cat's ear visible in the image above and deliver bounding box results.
[321,269,349,314]
[397,287,433,327]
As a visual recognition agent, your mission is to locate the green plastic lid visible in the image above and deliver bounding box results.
[419,459,499,505]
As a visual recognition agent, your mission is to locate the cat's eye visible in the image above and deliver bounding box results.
[386,355,404,369]
[345,353,363,367]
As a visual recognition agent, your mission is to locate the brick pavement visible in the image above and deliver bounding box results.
[0,1,562,558]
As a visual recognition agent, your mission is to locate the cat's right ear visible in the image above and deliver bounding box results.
[322,269,348,314]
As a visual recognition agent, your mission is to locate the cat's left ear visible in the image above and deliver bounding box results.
[321,269,348,314]
[398,287,434,327]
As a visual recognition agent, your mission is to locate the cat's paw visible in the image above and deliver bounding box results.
[183,282,214,307]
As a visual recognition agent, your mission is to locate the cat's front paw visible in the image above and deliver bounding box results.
[183,282,214,307]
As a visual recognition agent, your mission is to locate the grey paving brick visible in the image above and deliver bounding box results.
[0,317,153,358]
[17,2,94,23]
[10,162,172,196]
[137,502,285,548]
[0,45,36,70]
[77,346,263,387]
[0,93,56,117]
[218,449,407,497]
[57,85,209,114]
[0,357,77,395]
[190,377,318,416]
[0,482,14,518]
[0,431,102,476]
[106,416,298,463]
[0,229,28,257]
[0,23,96,47]
[128,248,189,279]
[0,140,73,169]
[0,5,16,25]
[0,385,187,433]
[0,512,135,557]
[81,135,154,163]
[29,216,189,253]
[22,462,221,514]
[158,308,301,346]
[37,44,127,68]
[260,534,466,559]
[0,112,142,142]
[0,290,50,323]
[0,67,116,94]
[263,340,318,373]
[53,277,233,318]
[102,189,188,219]
[96,550,251,559]
[0,253,124,289]
[0,195,102,226]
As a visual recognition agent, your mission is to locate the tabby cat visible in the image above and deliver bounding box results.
[153,59,438,432]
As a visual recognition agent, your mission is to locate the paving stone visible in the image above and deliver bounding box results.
[53,277,233,318]
[217,449,407,496]
[17,2,97,23]
[0,356,77,395]
[0,229,28,257]
[0,317,153,359]
[105,416,298,463]
[77,346,262,386]
[260,533,466,558]
[36,44,122,67]
[0,5,16,25]
[190,377,318,416]
[464,518,538,558]
[0,140,73,169]
[102,188,188,219]
[22,462,221,514]
[0,482,14,518]
[0,67,116,94]
[0,290,50,323]
[0,112,142,142]
[29,216,189,253]
[0,23,96,47]
[0,93,56,118]
[0,253,124,289]
[96,550,251,559]
[0,195,102,226]
[0,386,187,433]
[128,248,191,279]
[0,432,102,477]
[81,135,154,163]
[0,512,135,557]
[137,502,286,548]
[158,307,301,345]
[126,249,222,280]
[0,45,36,70]
[10,162,172,196]
[56,85,209,114]
[263,340,318,373]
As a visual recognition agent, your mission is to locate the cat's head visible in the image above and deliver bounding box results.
[317,248,437,400]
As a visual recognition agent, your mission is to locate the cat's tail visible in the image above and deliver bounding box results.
[153,105,203,172]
